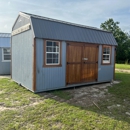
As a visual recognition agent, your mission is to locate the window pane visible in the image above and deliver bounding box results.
[53,54,58,58]
[47,47,53,52]
[47,59,53,64]
[103,48,106,54]
[47,53,52,59]
[103,47,110,54]
[53,42,59,47]
[53,42,56,46]
[103,55,106,59]
[4,55,11,60]
[57,47,59,52]
[53,59,58,63]
[53,47,56,52]
[106,48,110,54]
[4,48,11,55]
[106,55,109,58]
[47,41,52,46]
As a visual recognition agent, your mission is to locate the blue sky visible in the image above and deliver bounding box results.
[0,0,130,33]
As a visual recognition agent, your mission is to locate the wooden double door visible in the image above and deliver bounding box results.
[66,43,99,84]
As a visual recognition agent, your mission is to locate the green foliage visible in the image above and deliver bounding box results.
[100,18,130,63]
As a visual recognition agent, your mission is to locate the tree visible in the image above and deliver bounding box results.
[100,18,130,63]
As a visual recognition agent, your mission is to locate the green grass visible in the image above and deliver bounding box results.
[109,72,130,99]
[0,74,130,129]
[88,72,130,126]
[115,63,130,70]
[0,78,40,107]
[51,90,73,100]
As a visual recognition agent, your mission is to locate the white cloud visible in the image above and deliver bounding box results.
[4,25,7,28]
[8,1,10,5]
[0,0,130,32]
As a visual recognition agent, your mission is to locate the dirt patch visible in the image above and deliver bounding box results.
[0,90,4,94]
[66,83,112,107]
[0,100,44,112]
[48,82,118,108]
[115,69,130,73]
[0,106,17,112]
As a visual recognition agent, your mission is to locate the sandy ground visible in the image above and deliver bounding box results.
[115,69,130,73]
[50,81,120,108]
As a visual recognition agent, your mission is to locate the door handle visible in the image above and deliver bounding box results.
[82,58,88,60]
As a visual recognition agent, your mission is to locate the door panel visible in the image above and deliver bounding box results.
[83,45,97,62]
[67,64,81,84]
[82,63,97,82]
[66,43,98,85]
[82,45,98,82]
[66,43,83,84]
[67,44,82,63]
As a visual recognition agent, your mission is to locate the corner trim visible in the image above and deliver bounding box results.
[33,38,36,91]
[113,46,116,80]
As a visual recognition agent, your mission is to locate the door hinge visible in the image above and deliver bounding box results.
[67,62,70,64]
[96,61,98,63]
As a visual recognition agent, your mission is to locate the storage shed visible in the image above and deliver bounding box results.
[0,33,11,75]
[11,12,117,92]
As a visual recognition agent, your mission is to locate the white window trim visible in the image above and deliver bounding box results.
[103,54,110,63]
[102,46,111,64]
[2,48,11,62]
[46,40,60,65]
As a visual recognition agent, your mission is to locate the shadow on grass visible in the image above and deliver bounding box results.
[37,72,130,125]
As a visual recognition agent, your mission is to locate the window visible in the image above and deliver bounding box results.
[2,48,11,62]
[44,40,61,66]
[102,46,111,64]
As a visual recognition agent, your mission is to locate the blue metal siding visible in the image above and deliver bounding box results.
[0,48,10,75]
[35,40,115,92]
[0,36,11,74]
[13,15,30,31]
[12,30,33,91]
[98,45,114,82]
[31,17,117,46]
[0,33,10,38]
[36,39,66,91]
[0,37,10,47]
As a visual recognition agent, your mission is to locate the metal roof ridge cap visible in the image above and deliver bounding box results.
[31,15,111,33]
[19,12,30,19]
[0,33,11,34]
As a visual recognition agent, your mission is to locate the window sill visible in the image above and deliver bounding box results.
[101,63,111,65]
[43,64,62,67]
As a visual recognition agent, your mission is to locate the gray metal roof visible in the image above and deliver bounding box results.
[0,33,11,38]
[20,12,117,46]
[20,12,106,32]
